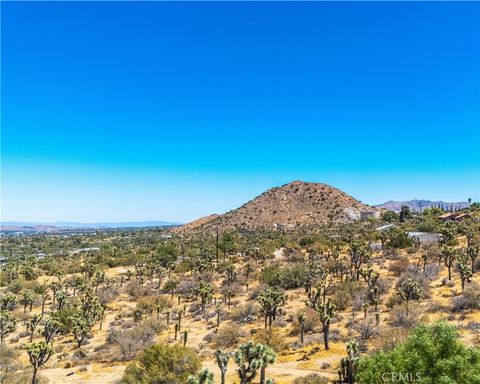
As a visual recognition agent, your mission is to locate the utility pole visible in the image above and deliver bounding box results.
[216,225,219,267]
[418,201,424,214]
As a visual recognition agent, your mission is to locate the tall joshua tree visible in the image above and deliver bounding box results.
[257,288,285,328]
[316,299,335,350]
[442,246,458,281]
[26,341,53,384]
[234,341,276,384]
[338,341,358,384]
[215,349,231,384]
[397,278,422,316]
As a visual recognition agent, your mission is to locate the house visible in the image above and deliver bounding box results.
[438,212,470,222]
[407,231,442,244]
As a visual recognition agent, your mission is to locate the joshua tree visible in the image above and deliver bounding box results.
[257,288,285,328]
[0,293,17,311]
[316,299,336,350]
[216,302,222,328]
[298,312,306,344]
[43,317,60,343]
[442,246,458,281]
[257,343,276,384]
[26,341,53,384]
[196,281,213,312]
[397,278,422,316]
[244,264,254,292]
[0,310,16,345]
[49,281,62,304]
[71,313,91,348]
[338,341,358,384]
[28,314,42,342]
[362,302,369,319]
[234,341,276,384]
[456,255,473,291]
[225,264,237,285]
[348,243,371,281]
[215,349,231,384]
[188,368,214,384]
[467,244,480,273]
[359,266,379,290]
[22,290,35,313]
[56,291,68,310]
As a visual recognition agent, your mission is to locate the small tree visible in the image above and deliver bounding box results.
[397,278,422,316]
[298,312,306,344]
[26,341,53,384]
[28,314,42,342]
[257,288,285,328]
[467,244,479,273]
[188,369,214,384]
[196,281,213,312]
[234,341,276,384]
[456,255,473,292]
[215,349,231,384]
[0,310,16,345]
[338,341,358,384]
[442,246,458,281]
[71,313,91,348]
[316,299,335,350]
[22,290,35,313]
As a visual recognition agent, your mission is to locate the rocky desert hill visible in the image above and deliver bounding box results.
[178,181,377,233]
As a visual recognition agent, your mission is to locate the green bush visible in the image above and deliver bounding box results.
[260,263,307,289]
[122,344,200,384]
[356,322,480,384]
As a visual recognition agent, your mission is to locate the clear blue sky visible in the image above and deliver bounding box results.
[2,2,479,223]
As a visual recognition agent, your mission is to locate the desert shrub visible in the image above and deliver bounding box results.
[389,304,423,328]
[253,328,288,352]
[452,282,480,311]
[109,322,157,361]
[293,373,329,384]
[176,279,197,299]
[0,345,22,384]
[125,281,154,299]
[122,344,200,384]
[220,281,243,298]
[357,322,480,384]
[331,280,363,310]
[386,293,403,308]
[52,306,78,333]
[375,327,408,352]
[354,319,379,341]
[136,295,172,315]
[290,308,320,335]
[248,283,269,301]
[260,263,307,289]
[397,270,430,298]
[278,263,308,289]
[229,302,258,324]
[212,323,247,349]
[96,286,119,304]
[260,266,282,287]
[388,257,410,276]
[423,263,440,279]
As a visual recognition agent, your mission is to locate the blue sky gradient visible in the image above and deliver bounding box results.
[2,2,479,222]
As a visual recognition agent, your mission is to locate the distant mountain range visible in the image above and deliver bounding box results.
[0,221,181,231]
[375,199,469,212]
